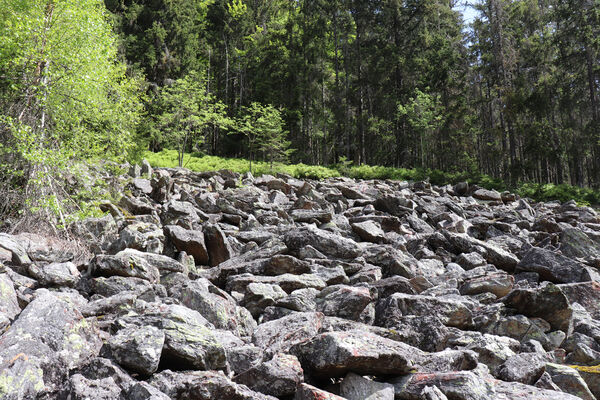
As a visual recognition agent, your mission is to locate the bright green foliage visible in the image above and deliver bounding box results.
[234,102,291,173]
[154,72,231,167]
[0,0,142,227]
[397,89,444,168]
[145,149,600,205]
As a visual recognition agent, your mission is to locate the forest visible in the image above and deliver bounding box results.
[1,0,599,222]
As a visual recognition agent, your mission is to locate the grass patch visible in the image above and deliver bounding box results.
[144,150,600,206]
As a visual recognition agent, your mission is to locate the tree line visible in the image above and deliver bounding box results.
[1,0,599,197]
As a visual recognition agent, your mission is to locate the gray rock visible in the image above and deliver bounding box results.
[503,283,573,333]
[294,384,346,400]
[545,363,596,400]
[0,273,20,328]
[290,209,333,223]
[0,291,102,399]
[164,225,209,265]
[473,188,502,201]
[107,325,165,376]
[285,225,361,259]
[227,273,327,294]
[234,353,304,397]
[393,369,582,400]
[27,261,80,287]
[0,233,31,266]
[316,284,375,322]
[68,374,123,400]
[204,223,233,266]
[149,370,278,400]
[264,255,312,275]
[291,330,418,377]
[242,282,287,317]
[340,373,394,400]
[516,247,599,283]
[180,278,256,337]
[459,272,514,298]
[115,303,226,370]
[253,312,324,356]
[351,221,386,243]
[376,293,474,329]
[127,382,171,400]
[141,159,153,179]
[496,352,553,384]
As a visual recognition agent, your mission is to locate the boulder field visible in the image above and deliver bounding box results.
[1,163,600,399]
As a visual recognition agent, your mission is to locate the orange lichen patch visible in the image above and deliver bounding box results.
[9,353,28,365]
[568,364,600,374]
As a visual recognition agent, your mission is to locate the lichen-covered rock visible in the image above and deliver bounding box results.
[291,330,418,377]
[376,293,474,329]
[340,373,394,400]
[115,303,226,370]
[516,247,600,283]
[107,325,165,376]
[285,225,361,259]
[234,353,304,397]
[0,291,102,399]
[68,374,122,400]
[545,363,597,400]
[180,278,256,337]
[27,261,80,287]
[253,312,324,356]
[316,285,375,322]
[0,273,19,329]
[503,283,573,333]
[148,370,278,400]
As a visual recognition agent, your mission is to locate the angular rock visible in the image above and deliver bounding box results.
[503,283,573,333]
[149,370,278,400]
[316,284,375,322]
[204,223,233,266]
[0,273,20,328]
[443,231,519,271]
[242,282,287,317]
[351,221,386,243]
[459,272,514,298]
[107,325,165,376]
[264,255,312,275]
[164,225,209,265]
[473,188,502,201]
[545,363,596,400]
[376,293,474,329]
[68,374,122,400]
[227,273,327,294]
[234,353,304,397]
[291,330,418,377]
[0,233,31,266]
[290,209,333,223]
[180,278,256,337]
[27,261,80,287]
[516,247,599,284]
[0,291,102,399]
[116,303,226,370]
[127,381,171,400]
[295,383,346,400]
[285,225,361,259]
[340,373,394,400]
[496,352,553,384]
[253,312,324,356]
